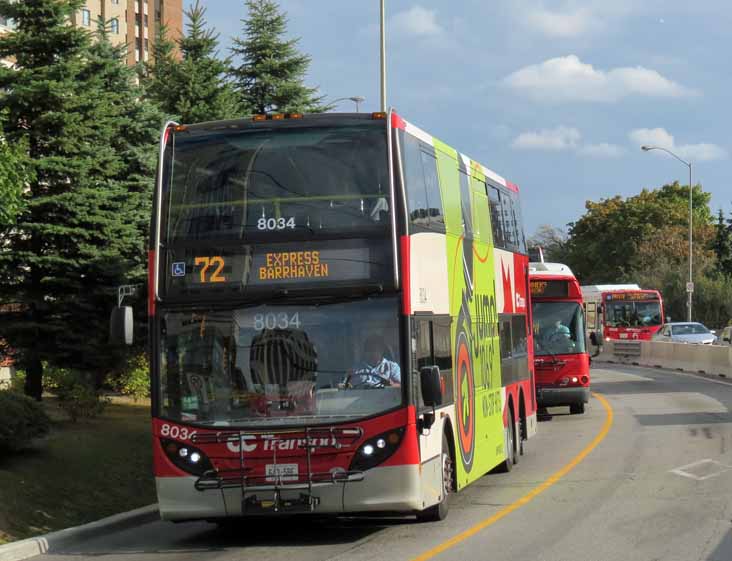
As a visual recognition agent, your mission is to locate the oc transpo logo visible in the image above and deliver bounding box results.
[456,329,475,473]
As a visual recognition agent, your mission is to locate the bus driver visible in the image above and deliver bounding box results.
[345,334,401,388]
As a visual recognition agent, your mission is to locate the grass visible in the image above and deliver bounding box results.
[0,396,156,544]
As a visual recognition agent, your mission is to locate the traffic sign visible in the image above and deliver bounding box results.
[686,282,694,293]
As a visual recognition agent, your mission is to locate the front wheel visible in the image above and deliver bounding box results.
[417,433,453,522]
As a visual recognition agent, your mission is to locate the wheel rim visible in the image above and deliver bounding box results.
[442,450,453,497]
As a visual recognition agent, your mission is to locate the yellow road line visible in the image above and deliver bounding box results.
[411,392,614,561]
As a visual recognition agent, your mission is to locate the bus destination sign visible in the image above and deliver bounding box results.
[605,292,659,302]
[164,239,392,297]
[530,280,569,298]
[256,250,329,281]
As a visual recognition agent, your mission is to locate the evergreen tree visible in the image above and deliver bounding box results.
[713,208,732,276]
[0,3,161,398]
[230,0,329,114]
[145,1,240,123]
[143,24,177,109]
[0,123,31,230]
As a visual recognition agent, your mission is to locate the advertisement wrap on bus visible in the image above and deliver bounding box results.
[529,263,589,415]
[112,111,536,522]
[582,285,665,342]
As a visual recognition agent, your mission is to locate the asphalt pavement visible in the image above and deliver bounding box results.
[33,364,732,561]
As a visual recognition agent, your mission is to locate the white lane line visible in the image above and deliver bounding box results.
[669,459,732,481]
[602,363,732,388]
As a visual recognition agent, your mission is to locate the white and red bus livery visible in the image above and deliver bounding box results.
[121,111,537,523]
[530,263,590,414]
[582,285,664,342]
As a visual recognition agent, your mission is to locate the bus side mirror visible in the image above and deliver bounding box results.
[110,306,134,346]
[421,366,443,408]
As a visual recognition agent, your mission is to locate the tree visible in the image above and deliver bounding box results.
[527,225,568,263]
[563,182,712,284]
[145,1,240,123]
[0,3,161,398]
[143,24,177,109]
[230,0,329,114]
[712,208,732,276]
[0,123,31,230]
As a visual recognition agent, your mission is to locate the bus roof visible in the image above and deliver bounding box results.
[168,112,520,195]
[392,112,520,193]
[581,284,641,297]
[529,262,575,278]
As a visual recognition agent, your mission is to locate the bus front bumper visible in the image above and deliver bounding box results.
[536,386,590,407]
[156,464,423,521]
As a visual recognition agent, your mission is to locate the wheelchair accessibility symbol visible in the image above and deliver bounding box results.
[172,262,186,277]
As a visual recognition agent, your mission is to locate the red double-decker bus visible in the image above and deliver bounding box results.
[582,285,664,342]
[530,263,589,414]
[112,111,536,523]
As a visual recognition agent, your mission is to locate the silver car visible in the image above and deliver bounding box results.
[653,322,718,345]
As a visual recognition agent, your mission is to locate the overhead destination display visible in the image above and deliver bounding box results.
[163,239,393,297]
[530,280,569,298]
[605,292,660,301]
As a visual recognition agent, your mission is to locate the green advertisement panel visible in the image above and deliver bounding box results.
[433,139,504,489]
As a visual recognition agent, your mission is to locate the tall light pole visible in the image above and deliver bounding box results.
[380,0,386,112]
[328,96,366,112]
[641,145,694,322]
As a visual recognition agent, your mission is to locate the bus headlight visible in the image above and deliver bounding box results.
[161,438,213,476]
[350,428,405,472]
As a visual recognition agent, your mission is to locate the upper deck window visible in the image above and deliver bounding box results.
[163,123,389,243]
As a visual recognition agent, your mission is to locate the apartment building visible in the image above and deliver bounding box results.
[1,0,182,68]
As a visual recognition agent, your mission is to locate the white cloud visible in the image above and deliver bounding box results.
[523,7,596,38]
[630,128,728,162]
[503,55,698,103]
[512,127,623,158]
[516,1,635,38]
[390,6,442,37]
[512,126,581,151]
[579,143,625,158]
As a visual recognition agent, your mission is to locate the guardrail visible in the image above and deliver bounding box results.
[594,340,732,378]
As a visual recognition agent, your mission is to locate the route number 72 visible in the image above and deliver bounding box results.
[194,256,226,283]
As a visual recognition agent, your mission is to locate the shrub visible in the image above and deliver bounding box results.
[113,354,150,402]
[56,375,110,422]
[0,390,51,451]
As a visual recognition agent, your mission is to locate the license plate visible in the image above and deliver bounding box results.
[266,463,299,482]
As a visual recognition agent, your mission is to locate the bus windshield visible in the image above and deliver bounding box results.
[605,301,662,328]
[158,296,403,427]
[533,301,586,356]
[163,123,389,243]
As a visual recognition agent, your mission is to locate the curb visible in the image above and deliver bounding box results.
[0,504,159,561]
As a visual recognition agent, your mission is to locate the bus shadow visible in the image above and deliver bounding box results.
[537,407,573,422]
[48,515,406,556]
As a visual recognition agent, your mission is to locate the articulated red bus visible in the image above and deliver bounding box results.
[530,263,589,414]
[113,111,536,523]
[581,285,664,342]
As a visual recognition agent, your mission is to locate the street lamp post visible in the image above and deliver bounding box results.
[380,0,386,112]
[641,145,694,322]
[328,96,366,112]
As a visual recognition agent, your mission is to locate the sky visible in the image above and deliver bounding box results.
[190,0,732,236]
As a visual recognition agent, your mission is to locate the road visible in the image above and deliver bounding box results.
[36,365,732,561]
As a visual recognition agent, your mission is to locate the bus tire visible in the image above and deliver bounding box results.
[570,403,585,415]
[518,414,525,456]
[417,433,452,522]
[497,408,516,473]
